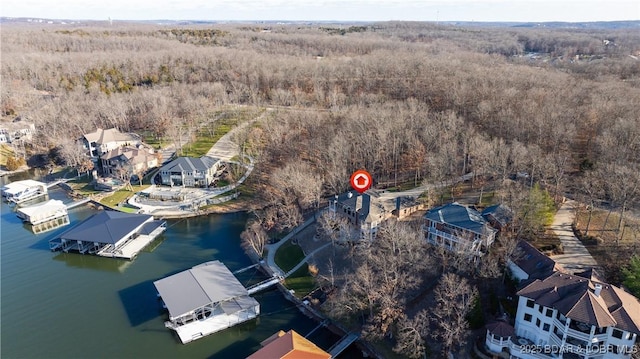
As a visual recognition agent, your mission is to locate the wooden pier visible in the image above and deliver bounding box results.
[328,332,360,358]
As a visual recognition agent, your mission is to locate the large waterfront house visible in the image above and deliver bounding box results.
[99,145,159,180]
[423,202,498,255]
[0,121,36,144]
[49,210,166,259]
[328,191,387,241]
[247,329,331,359]
[82,127,141,159]
[154,260,260,344]
[158,156,222,188]
[486,268,640,359]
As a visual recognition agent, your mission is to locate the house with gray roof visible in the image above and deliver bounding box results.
[153,260,260,344]
[328,191,387,240]
[486,268,640,358]
[158,156,222,188]
[49,210,166,259]
[508,240,560,283]
[423,202,497,255]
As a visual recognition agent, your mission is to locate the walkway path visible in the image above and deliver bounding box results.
[285,242,332,277]
[549,199,600,274]
[206,108,269,161]
[264,215,316,277]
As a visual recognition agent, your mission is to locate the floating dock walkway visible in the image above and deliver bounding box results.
[328,332,360,358]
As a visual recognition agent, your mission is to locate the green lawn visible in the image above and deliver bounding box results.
[284,265,316,299]
[274,239,305,273]
[99,185,150,208]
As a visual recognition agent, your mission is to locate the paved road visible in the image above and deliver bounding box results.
[550,199,600,274]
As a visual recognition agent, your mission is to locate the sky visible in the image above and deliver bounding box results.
[2,0,639,23]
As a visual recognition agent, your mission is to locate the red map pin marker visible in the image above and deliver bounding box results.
[350,170,372,194]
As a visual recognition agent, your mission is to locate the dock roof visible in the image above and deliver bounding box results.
[2,179,46,195]
[17,199,66,217]
[57,210,152,245]
[154,261,250,319]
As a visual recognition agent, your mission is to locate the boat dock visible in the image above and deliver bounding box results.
[154,261,261,344]
[65,198,91,210]
[30,216,71,234]
[328,332,360,358]
[246,276,281,295]
[96,222,167,259]
[16,199,68,225]
[2,180,48,204]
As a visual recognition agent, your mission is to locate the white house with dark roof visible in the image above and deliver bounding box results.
[158,156,222,188]
[508,240,560,283]
[423,202,497,255]
[486,268,640,359]
[82,128,141,159]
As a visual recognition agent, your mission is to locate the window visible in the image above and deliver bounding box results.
[543,323,550,332]
[524,314,532,322]
[546,309,553,318]
[538,305,543,313]
[612,329,624,339]
[536,318,541,327]
[526,299,535,308]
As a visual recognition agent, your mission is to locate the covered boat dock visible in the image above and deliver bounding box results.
[49,210,166,259]
[154,260,260,344]
[17,199,68,225]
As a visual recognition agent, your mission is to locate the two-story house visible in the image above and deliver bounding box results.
[423,202,498,255]
[486,268,640,359]
[99,145,159,180]
[82,128,141,159]
[0,120,36,144]
[328,191,387,241]
[158,156,222,188]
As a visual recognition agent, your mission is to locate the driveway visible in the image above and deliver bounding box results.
[550,199,600,273]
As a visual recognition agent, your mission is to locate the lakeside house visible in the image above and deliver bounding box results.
[158,156,223,188]
[0,120,36,144]
[99,145,159,180]
[485,243,640,359]
[49,210,166,259]
[82,127,141,159]
[423,202,498,255]
[328,191,387,240]
[247,329,331,359]
[154,260,260,344]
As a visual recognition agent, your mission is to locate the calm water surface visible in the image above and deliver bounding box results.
[1,175,342,359]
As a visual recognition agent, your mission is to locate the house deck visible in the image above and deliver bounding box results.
[97,224,166,260]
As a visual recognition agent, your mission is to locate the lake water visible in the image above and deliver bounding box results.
[0,175,348,358]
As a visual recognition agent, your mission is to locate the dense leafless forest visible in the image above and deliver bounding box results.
[2,21,640,356]
[3,21,639,226]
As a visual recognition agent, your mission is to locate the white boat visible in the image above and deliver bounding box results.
[2,180,47,204]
